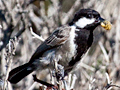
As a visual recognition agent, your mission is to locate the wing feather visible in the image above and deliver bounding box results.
[29,25,71,62]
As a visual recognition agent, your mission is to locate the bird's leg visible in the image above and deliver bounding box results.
[55,64,64,81]
[52,59,66,89]
[53,59,65,81]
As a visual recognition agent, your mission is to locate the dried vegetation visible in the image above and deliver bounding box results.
[0,0,120,90]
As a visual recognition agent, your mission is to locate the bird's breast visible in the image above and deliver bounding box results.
[56,26,78,66]
[75,29,93,57]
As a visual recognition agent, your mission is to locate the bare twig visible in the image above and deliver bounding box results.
[30,27,45,41]
[32,75,58,89]
[89,77,96,90]
[70,74,77,89]
[28,82,37,90]
[3,37,19,90]
[106,73,111,84]
[80,62,95,72]
[99,41,109,64]
[0,24,13,51]
[105,72,120,90]
[63,79,70,90]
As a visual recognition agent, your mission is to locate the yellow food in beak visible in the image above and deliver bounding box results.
[101,21,112,30]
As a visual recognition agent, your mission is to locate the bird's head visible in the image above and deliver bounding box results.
[69,9,111,30]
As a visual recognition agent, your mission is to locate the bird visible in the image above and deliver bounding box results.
[8,9,111,84]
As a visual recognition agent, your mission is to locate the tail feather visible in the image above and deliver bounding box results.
[8,63,36,84]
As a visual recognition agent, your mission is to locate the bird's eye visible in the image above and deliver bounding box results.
[87,14,92,18]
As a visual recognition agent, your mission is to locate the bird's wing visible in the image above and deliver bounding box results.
[29,25,71,62]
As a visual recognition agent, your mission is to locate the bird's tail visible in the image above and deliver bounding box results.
[8,63,36,84]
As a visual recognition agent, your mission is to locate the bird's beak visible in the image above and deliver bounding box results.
[99,17,112,30]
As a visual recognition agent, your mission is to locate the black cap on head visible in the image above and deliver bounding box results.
[69,9,101,26]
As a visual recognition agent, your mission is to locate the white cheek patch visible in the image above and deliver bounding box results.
[75,17,95,28]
